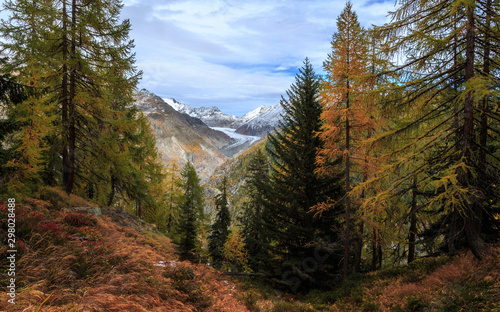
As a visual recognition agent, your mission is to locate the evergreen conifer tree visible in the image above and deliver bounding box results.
[178,161,205,260]
[263,58,343,289]
[241,148,270,272]
[208,177,231,268]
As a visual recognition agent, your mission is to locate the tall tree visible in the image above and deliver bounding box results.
[264,58,343,289]
[317,2,373,279]
[178,161,205,260]
[241,148,270,272]
[0,0,141,195]
[378,0,500,259]
[208,176,231,268]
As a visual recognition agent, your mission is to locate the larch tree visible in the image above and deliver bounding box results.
[0,0,142,196]
[0,0,57,189]
[317,2,374,278]
[378,0,500,259]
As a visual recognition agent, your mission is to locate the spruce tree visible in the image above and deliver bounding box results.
[208,177,231,269]
[241,148,270,272]
[263,58,343,289]
[178,161,205,260]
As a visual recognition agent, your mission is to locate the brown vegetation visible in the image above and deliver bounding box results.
[0,191,249,311]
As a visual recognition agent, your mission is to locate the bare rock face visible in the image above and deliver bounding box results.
[133,89,230,183]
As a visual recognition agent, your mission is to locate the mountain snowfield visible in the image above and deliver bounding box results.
[164,97,284,137]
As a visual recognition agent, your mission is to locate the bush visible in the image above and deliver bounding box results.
[271,301,317,312]
[64,212,97,227]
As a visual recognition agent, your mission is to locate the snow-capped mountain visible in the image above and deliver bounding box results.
[229,105,273,129]
[168,98,284,137]
[164,98,237,127]
[233,104,284,137]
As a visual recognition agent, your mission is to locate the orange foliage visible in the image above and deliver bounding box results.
[0,198,250,312]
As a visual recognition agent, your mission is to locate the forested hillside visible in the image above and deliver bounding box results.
[1,0,499,311]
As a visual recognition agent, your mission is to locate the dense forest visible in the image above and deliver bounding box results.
[1,0,499,309]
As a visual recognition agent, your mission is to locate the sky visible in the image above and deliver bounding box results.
[14,0,395,117]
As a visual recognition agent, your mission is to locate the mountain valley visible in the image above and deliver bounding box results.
[133,89,282,182]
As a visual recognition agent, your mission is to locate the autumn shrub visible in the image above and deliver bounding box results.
[271,301,317,312]
[64,211,97,227]
[70,242,115,280]
[166,263,214,309]
[38,186,68,210]
[239,289,261,310]
[402,257,449,283]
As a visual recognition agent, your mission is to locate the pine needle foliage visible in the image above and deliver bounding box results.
[376,0,500,259]
[263,58,343,289]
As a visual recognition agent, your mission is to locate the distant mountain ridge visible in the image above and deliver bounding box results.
[133,89,274,182]
[165,98,237,128]
[133,89,230,182]
[164,97,284,137]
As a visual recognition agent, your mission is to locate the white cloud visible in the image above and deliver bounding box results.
[122,0,395,115]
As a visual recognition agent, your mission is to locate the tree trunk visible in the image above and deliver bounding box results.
[343,79,351,280]
[107,175,116,207]
[461,4,486,260]
[66,0,77,194]
[408,176,417,263]
[354,221,363,273]
[62,0,70,189]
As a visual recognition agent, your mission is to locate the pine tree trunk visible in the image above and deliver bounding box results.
[107,175,116,207]
[354,221,363,272]
[372,228,377,270]
[477,0,491,235]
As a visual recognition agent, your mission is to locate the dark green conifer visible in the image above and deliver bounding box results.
[208,177,231,268]
[241,148,270,272]
[263,58,343,289]
[178,161,205,260]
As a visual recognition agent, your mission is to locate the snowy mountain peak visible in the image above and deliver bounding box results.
[166,98,237,127]
[165,95,284,137]
[163,98,189,112]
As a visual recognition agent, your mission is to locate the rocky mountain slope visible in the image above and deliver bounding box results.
[133,89,269,182]
[133,89,230,182]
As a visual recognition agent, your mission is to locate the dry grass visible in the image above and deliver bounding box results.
[0,193,250,312]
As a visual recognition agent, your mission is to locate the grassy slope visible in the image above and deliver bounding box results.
[1,187,499,312]
[0,187,249,312]
[235,247,500,312]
